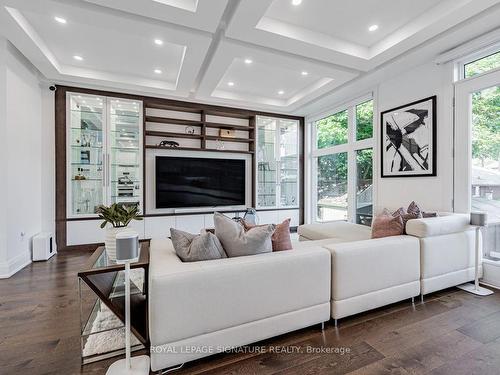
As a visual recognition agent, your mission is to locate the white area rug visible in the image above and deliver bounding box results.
[83,303,141,357]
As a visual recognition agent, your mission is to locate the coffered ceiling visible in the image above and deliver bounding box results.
[1,0,499,114]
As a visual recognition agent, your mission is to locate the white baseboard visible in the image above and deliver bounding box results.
[0,250,31,279]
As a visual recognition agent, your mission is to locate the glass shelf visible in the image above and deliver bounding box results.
[71,109,103,115]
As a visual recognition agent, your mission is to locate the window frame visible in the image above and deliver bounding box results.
[456,43,500,81]
[308,93,376,224]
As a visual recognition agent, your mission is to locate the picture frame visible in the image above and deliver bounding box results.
[380,95,437,178]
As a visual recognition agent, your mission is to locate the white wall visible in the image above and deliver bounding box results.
[0,39,54,278]
[305,59,456,222]
[375,61,455,212]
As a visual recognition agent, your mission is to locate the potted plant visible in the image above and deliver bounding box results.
[97,203,142,261]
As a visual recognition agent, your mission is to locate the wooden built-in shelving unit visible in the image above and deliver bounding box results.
[143,102,255,155]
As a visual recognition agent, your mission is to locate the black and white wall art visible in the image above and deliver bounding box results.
[381,96,437,177]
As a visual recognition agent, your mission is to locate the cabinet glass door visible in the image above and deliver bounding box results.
[68,93,105,217]
[257,117,277,208]
[279,119,299,208]
[108,98,143,212]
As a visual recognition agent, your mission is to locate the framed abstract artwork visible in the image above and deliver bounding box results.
[381,95,437,177]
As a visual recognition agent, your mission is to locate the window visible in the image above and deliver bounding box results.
[356,101,373,140]
[316,110,348,148]
[317,153,348,221]
[356,149,373,225]
[311,97,374,225]
[464,50,500,79]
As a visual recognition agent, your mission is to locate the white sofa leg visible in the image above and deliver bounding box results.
[420,294,424,303]
[411,297,415,305]
[334,319,338,327]
[321,322,325,331]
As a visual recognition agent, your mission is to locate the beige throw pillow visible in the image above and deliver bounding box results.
[214,212,274,257]
[170,228,226,262]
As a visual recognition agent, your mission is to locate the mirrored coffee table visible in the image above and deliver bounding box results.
[78,243,149,364]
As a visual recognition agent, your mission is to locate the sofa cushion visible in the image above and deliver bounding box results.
[170,228,226,262]
[324,236,420,301]
[148,238,331,345]
[297,221,371,241]
[214,212,274,257]
[405,214,471,238]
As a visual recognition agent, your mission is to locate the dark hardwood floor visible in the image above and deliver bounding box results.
[2,249,500,375]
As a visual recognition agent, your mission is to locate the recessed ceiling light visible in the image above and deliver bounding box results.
[54,16,67,24]
[244,58,253,64]
[228,81,235,86]
[154,39,163,46]
[292,0,302,5]
[278,90,285,95]
[301,71,308,76]
[73,55,83,61]
[154,69,162,74]
[368,24,379,32]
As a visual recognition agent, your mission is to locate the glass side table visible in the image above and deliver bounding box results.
[78,242,149,364]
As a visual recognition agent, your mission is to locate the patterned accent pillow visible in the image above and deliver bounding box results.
[371,214,404,239]
[170,228,226,262]
[242,218,293,251]
[407,201,423,217]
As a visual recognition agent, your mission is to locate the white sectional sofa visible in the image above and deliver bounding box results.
[148,213,479,372]
[148,238,331,372]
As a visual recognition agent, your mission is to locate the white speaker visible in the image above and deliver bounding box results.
[32,232,57,261]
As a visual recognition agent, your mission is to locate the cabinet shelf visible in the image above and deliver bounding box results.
[145,116,203,126]
[145,131,203,139]
[205,136,253,143]
[205,123,254,131]
[145,145,254,154]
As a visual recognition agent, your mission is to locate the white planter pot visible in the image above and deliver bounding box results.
[105,227,137,261]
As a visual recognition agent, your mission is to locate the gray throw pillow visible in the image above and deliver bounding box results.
[170,228,226,262]
[214,212,274,257]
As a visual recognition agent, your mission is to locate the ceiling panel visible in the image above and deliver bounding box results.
[196,40,357,112]
[82,0,228,32]
[216,58,323,100]
[22,7,185,85]
[263,0,437,48]
[0,0,212,96]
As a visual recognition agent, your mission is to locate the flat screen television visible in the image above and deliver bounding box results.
[155,156,246,209]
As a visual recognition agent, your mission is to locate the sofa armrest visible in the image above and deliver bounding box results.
[323,236,420,301]
[406,214,472,238]
[149,239,331,345]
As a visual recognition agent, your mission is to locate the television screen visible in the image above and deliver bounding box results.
[155,156,246,209]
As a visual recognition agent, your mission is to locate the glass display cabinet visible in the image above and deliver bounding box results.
[256,116,300,209]
[67,93,143,218]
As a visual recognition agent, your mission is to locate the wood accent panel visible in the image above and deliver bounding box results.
[54,85,304,250]
[2,250,500,374]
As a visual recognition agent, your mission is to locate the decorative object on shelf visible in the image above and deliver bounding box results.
[457,211,494,296]
[243,207,258,225]
[185,126,195,135]
[381,95,437,178]
[97,203,142,261]
[158,140,179,148]
[105,232,150,375]
[220,129,236,138]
